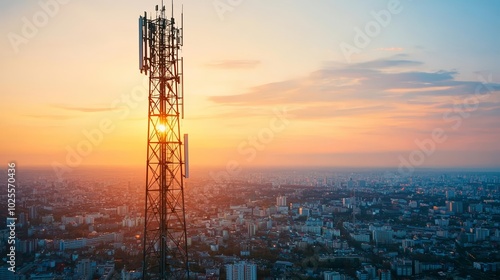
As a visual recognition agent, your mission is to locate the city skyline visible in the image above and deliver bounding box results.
[1,0,500,172]
[2,167,500,279]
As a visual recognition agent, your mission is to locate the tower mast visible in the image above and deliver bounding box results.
[139,3,188,279]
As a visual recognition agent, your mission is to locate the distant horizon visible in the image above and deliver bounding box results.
[8,163,500,173]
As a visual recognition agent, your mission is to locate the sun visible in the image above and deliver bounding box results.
[157,124,166,133]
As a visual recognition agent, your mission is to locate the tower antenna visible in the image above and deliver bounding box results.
[139,2,189,279]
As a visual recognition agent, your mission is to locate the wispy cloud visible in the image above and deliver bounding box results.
[209,58,499,107]
[377,47,404,52]
[289,104,393,120]
[386,86,454,94]
[207,57,500,133]
[205,59,261,69]
[23,114,77,120]
[51,104,121,113]
[350,58,422,69]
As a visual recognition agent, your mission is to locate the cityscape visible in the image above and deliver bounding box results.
[1,167,500,279]
[2,1,500,280]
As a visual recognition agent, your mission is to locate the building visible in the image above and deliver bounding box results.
[299,207,310,216]
[356,270,369,280]
[475,228,490,241]
[59,233,118,251]
[457,232,476,244]
[61,215,84,225]
[117,205,129,215]
[446,190,455,199]
[247,223,256,237]
[351,232,371,243]
[342,197,354,208]
[226,261,257,280]
[391,259,412,276]
[76,259,94,280]
[373,230,393,245]
[59,238,86,251]
[324,271,341,280]
[363,265,376,279]
[16,239,37,254]
[401,239,414,249]
[28,206,38,220]
[276,195,287,207]
[448,201,463,213]
[0,267,15,280]
[347,178,354,188]
[378,269,391,280]
[434,218,449,227]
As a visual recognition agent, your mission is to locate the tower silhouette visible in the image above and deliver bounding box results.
[139,3,189,279]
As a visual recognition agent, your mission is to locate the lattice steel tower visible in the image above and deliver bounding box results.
[139,3,189,279]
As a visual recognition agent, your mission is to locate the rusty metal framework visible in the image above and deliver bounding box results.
[139,3,188,279]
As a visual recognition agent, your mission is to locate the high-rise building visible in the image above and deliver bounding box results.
[373,230,393,245]
[18,212,26,227]
[446,190,455,199]
[276,195,287,207]
[76,259,94,280]
[247,223,256,237]
[475,228,490,241]
[356,270,369,280]
[28,205,38,220]
[324,271,341,280]
[402,239,414,249]
[226,261,257,280]
[448,201,463,213]
[391,259,412,276]
[378,269,391,280]
[468,203,484,213]
[276,195,289,213]
[364,265,376,279]
[117,205,129,216]
[299,207,310,216]
[347,178,354,188]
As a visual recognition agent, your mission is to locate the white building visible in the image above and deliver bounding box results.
[276,195,287,207]
[324,271,341,280]
[226,261,257,280]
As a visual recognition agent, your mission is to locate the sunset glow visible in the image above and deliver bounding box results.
[157,124,166,133]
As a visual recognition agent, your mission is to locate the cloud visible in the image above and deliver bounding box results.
[290,104,393,120]
[23,114,77,120]
[188,105,301,120]
[51,104,121,113]
[205,59,261,69]
[377,47,404,52]
[206,56,500,141]
[351,58,421,69]
[386,86,454,93]
[209,58,499,107]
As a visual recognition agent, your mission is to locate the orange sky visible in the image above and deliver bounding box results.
[1,0,500,174]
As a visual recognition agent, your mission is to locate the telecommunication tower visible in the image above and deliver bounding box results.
[139,3,189,279]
